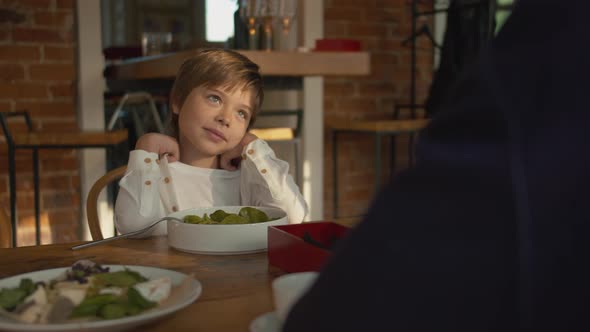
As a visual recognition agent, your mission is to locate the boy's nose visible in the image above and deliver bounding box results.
[215,109,231,126]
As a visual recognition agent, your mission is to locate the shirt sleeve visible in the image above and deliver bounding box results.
[239,139,308,223]
[114,150,167,237]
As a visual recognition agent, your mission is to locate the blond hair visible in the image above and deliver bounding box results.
[167,48,264,139]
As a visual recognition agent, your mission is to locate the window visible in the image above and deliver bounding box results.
[206,0,237,42]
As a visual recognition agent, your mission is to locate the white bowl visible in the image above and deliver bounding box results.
[167,206,288,255]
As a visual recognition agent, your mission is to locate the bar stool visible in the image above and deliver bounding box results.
[0,111,128,247]
[106,91,165,135]
[331,117,429,219]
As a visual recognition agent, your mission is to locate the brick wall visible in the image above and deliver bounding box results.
[323,0,434,219]
[0,0,79,246]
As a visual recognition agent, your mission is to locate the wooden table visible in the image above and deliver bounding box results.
[0,236,283,331]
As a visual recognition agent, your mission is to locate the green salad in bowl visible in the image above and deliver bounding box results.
[183,207,280,225]
[167,206,289,255]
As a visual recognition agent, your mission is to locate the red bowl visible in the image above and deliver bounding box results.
[268,221,350,273]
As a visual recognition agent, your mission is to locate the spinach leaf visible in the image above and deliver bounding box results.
[0,288,27,311]
[210,210,230,222]
[239,207,269,223]
[70,294,120,317]
[93,270,148,288]
[127,287,156,310]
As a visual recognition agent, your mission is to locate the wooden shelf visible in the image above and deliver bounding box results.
[105,50,370,80]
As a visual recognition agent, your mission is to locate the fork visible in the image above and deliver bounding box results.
[71,216,184,250]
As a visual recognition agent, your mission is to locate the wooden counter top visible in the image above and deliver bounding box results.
[105,50,371,80]
[0,129,128,153]
[6,129,127,147]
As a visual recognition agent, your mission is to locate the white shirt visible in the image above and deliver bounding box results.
[115,139,308,236]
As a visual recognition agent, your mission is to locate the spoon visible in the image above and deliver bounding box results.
[71,216,183,250]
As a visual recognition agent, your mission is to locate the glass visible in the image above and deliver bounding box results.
[240,0,260,50]
[255,0,277,51]
[141,32,172,56]
[276,0,297,39]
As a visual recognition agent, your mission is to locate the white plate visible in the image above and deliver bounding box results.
[249,311,281,332]
[0,265,202,332]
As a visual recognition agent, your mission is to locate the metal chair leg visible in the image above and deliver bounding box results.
[8,146,17,247]
[33,148,40,245]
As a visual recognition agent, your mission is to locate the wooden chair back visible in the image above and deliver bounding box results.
[0,207,13,248]
[86,166,127,240]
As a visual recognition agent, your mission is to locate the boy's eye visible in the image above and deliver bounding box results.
[207,95,221,103]
[238,110,248,119]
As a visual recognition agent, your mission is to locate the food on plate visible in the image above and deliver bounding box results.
[0,260,174,324]
[183,207,278,225]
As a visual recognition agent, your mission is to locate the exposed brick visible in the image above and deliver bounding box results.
[15,192,35,211]
[325,22,348,37]
[324,82,356,97]
[0,0,80,246]
[14,0,52,9]
[0,64,25,81]
[29,64,75,80]
[348,22,388,37]
[372,53,400,67]
[376,38,405,51]
[13,27,72,44]
[0,30,10,42]
[359,82,397,97]
[14,101,75,117]
[40,157,79,172]
[0,45,41,61]
[0,154,35,173]
[334,96,379,111]
[56,0,75,9]
[0,82,48,98]
[47,210,79,227]
[400,52,434,66]
[375,0,409,8]
[43,45,74,61]
[34,11,74,27]
[48,82,74,97]
[39,175,73,190]
[363,8,402,22]
[0,102,13,112]
[329,0,378,7]
[325,7,363,21]
[38,149,76,160]
[42,191,79,209]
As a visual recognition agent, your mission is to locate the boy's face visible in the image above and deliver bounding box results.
[173,85,254,162]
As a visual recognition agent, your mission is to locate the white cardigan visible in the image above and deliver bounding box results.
[115,139,308,236]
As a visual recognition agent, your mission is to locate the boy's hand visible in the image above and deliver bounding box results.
[219,132,258,171]
[135,133,180,162]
